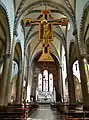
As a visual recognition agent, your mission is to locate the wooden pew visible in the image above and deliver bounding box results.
[53,102,89,119]
[61,104,89,119]
[0,102,39,119]
[0,104,25,119]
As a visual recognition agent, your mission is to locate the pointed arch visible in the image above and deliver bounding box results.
[14,41,22,66]
[0,1,11,53]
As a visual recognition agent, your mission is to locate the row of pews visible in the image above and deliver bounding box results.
[0,102,39,120]
[51,102,89,120]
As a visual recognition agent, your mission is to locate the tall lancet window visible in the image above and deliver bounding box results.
[49,73,53,92]
[38,73,42,91]
[43,70,48,92]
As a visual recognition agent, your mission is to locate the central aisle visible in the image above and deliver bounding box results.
[27,104,60,120]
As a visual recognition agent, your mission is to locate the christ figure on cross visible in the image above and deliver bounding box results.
[39,20,53,45]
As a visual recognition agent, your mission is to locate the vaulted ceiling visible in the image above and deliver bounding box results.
[14,0,75,63]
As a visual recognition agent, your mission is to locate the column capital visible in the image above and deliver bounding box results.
[3,53,11,58]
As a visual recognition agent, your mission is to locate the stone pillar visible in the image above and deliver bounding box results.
[0,54,11,106]
[4,75,11,105]
[20,73,24,103]
[68,64,76,103]
[26,58,33,102]
[78,56,89,105]
[16,69,23,104]
[73,28,89,105]
[27,66,32,102]
[73,29,89,104]
[4,58,14,105]
[59,67,64,102]
[65,50,76,103]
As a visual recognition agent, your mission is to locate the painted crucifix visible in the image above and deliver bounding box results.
[24,10,68,62]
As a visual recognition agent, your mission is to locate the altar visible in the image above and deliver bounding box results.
[36,88,56,103]
[35,70,56,103]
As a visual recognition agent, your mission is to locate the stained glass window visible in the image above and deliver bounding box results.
[38,73,42,91]
[49,73,53,92]
[38,70,53,92]
[43,70,48,92]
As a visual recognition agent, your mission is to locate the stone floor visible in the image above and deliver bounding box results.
[27,104,61,120]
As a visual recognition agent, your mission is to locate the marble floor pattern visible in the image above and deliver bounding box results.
[27,104,61,120]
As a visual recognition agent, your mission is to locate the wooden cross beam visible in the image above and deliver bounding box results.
[24,10,68,41]
[24,10,68,26]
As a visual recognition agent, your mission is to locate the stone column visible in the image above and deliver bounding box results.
[78,56,89,105]
[27,66,32,102]
[15,69,23,104]
[65,50,76,103]
[23,55,27,101]
[59,67,64,102]
[26,58,33,102]
[0,54,11,106]
[73,29,89,105]
[20,73,24,104]
[68,64,76,103]
[4,75,11,105]
[4,58,14,105]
